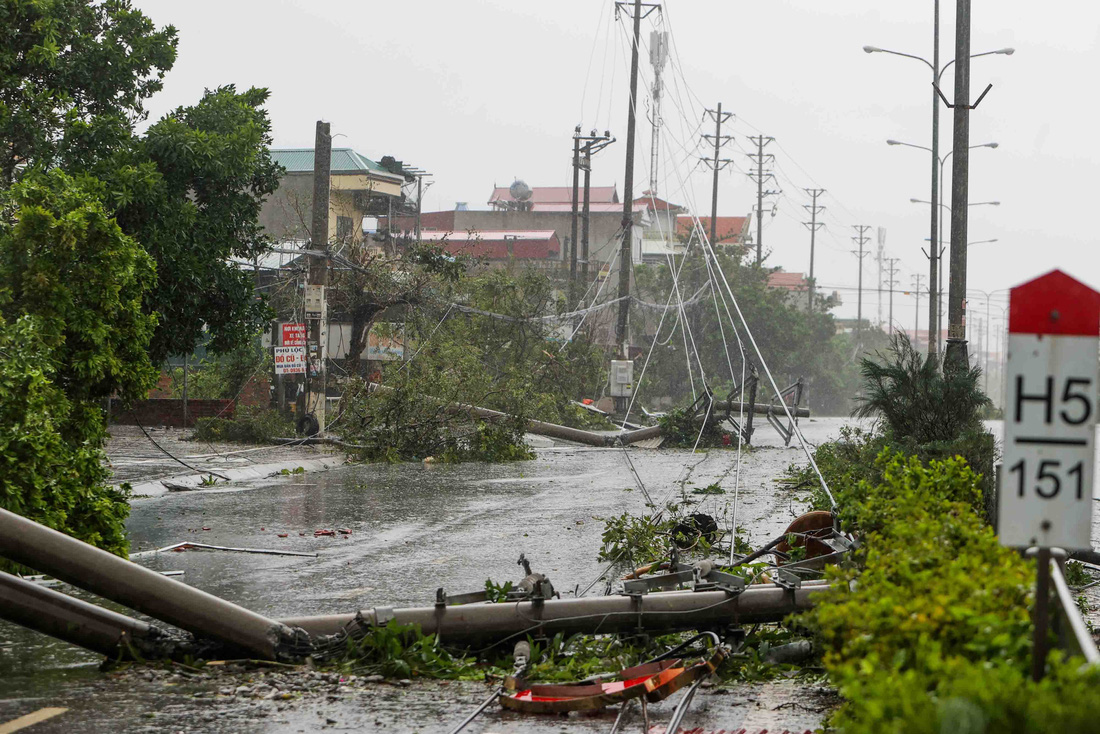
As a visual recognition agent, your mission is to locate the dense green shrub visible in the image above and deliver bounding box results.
[191,406,294,444]
[0,171,156,559]
[0,317,131,561]
[798,451,1100,732]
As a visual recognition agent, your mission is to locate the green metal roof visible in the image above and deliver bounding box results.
[270,148,395,176]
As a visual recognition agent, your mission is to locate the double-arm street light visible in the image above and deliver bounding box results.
[865,23,1012,356]
[968,287,1010,395]
[909,190,1000,343]
[888,139,999,349]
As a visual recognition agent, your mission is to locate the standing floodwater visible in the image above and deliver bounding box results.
[0,418,856,732]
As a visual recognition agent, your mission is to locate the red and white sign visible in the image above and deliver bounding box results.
[999,270,1100,550]
[282,323,306,347]
[273,346,306,375]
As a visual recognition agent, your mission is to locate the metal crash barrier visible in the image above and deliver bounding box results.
[1050,558,1100,665]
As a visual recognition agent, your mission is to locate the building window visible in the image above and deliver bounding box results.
[337,216,354,242]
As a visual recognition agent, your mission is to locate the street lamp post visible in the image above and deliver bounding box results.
[888,139,998,349]
[868,39,1012,356]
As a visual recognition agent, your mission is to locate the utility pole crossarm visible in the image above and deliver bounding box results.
[852,225,873,345]
[746,135,776,265]
[703,102,733,246]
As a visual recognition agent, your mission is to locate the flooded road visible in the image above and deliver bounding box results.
[0,418,857,732]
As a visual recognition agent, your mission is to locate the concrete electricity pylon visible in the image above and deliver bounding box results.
[746,135,778,265]
[802,189,826,312]
[701,103,734,245]
[614,0,660,352]
[886,257,901,334]
[852,225,872,344]
[911,273,926,343]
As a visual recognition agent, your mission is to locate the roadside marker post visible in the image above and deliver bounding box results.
[998,269,1100,681]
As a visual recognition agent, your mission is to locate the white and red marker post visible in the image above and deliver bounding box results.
[999,269,1100,680]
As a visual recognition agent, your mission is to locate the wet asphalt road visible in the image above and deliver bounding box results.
[0,418,864,732]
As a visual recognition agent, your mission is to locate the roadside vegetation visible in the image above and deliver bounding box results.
[788,335,1100,732]
[332,255,608,463]
[0,1,278,555]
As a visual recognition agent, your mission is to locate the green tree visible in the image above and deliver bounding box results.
[0,169,157,408]
[106,85,282,360]
[0,0,177,185]
[2,2,279,359]
[0,170,156,554]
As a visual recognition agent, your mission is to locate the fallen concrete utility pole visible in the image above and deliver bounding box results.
[0,571,191,660]
[281,583,826,646]
[364,383,807,449]
[0,508,296,661]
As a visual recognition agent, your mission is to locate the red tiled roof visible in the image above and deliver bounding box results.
[634,193,684,212]
[767,272,809,291]
[489,186,619,206]
[677,215,748,245]
[419,230,560,260]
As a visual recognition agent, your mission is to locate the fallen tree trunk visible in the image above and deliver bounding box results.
[281,583,827,647]
[0,508,294,661]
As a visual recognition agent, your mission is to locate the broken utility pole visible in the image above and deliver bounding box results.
[307,120,331,434]
[852,225,872,344]
[746,135,777,265]
[802,188,825,312]
[702,103,734,246]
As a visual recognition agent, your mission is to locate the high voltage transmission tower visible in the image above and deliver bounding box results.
[851,225,872,344]
[746,135,778,265]
[802,188,826,313]
[701,103,734,245]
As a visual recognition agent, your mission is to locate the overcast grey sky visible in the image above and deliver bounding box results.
[133,0,1100,335]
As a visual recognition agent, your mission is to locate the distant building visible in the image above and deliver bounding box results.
[418,230,561,263]
[260,148,410,244]
[767,271,841,312]
[386,183,647,271]
[679,216,751,247]
[488,184,619,212]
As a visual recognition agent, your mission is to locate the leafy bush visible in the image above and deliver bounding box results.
[657,403,727,448]
[797,451,1100,732]
[0,171,156,560]
[191,407,294,444]
[0,317,131,564]
[336,378,533,464]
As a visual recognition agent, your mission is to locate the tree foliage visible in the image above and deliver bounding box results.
[631,246,889,416]
[105,85,281,360]
[334,257,608,462]
[0,168,157,407]
[0,171,154,556]
[0,0,178,184]
[2,1,279,359]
